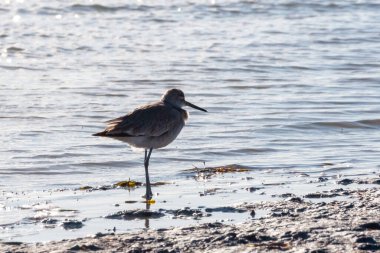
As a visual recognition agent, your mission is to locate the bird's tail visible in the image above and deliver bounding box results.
[92,131,107,136]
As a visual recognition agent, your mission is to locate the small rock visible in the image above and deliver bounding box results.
[2,242,22,246]
[94,232,108,238]
[356,236,377,244]
[240,233,259,243]
[310,249,329,253]
[258,235,276,241]
[247,187,262,192]
[356,222,380,231]
[292,231,309,240]
[61,220,84,230]
[357,244,380,251]
[296,207,307,212]
[337,178,354,185]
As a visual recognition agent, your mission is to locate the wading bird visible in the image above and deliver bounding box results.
[93,89,207,202]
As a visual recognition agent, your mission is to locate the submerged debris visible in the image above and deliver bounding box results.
[78,186,93,191]
[164,208,206,219]
[105,209,165,220]
[185,164,252,180]
[205,207,246,213]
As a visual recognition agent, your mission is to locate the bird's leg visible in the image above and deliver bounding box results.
[144,148,153,201]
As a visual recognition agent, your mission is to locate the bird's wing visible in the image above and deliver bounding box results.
[104,102,181,137]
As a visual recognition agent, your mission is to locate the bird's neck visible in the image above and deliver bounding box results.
[163,100,188,120]
[163,100,183,112]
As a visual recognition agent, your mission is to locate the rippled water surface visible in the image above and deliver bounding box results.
[1,0,380,242]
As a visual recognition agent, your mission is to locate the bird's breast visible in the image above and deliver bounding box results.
[182,110,189,121]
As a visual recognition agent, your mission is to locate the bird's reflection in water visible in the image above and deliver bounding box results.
[144,202,151,229]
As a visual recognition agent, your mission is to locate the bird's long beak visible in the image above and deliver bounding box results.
[185,101,207,112]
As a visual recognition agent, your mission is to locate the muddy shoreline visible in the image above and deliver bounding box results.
[2,177,379,253]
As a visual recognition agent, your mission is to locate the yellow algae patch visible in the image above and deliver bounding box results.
[146,199,156,204]
[79,186,93,191]
[213,166,249,173]
[151,181,170,186]
[114,180,143,188]
[189,164,251,175]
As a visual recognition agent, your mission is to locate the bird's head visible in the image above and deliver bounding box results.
[162,89,207,112]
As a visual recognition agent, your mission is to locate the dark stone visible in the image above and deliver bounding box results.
[292,231,309,240]
[241,233,259,242]
[70,245,81,251]
[237,238,248,244]
[259,235,276,241]
[61,220,84,230]
[296,207,307,212]
[247,187,263,192]
[318,177,329,182]
[356,236,377,244]
[69,244,102,251]
[2,241,23,245]
[310,249,329,253]
[357,244,380,251]
[250,210,256,217]
[337,179,354,185]
[154,249,173,253]
[357,222,380,231]
[94,232,108,238]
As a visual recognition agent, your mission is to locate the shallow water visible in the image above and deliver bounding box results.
[1,0,380,242]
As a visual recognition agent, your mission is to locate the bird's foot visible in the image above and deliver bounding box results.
[142,193,155,204]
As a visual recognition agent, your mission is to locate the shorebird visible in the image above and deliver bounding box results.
[93,89,207,202]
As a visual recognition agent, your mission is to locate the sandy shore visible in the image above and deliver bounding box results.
[2,178,379,253]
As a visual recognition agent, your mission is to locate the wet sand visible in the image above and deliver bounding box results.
[2,177,379,253]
